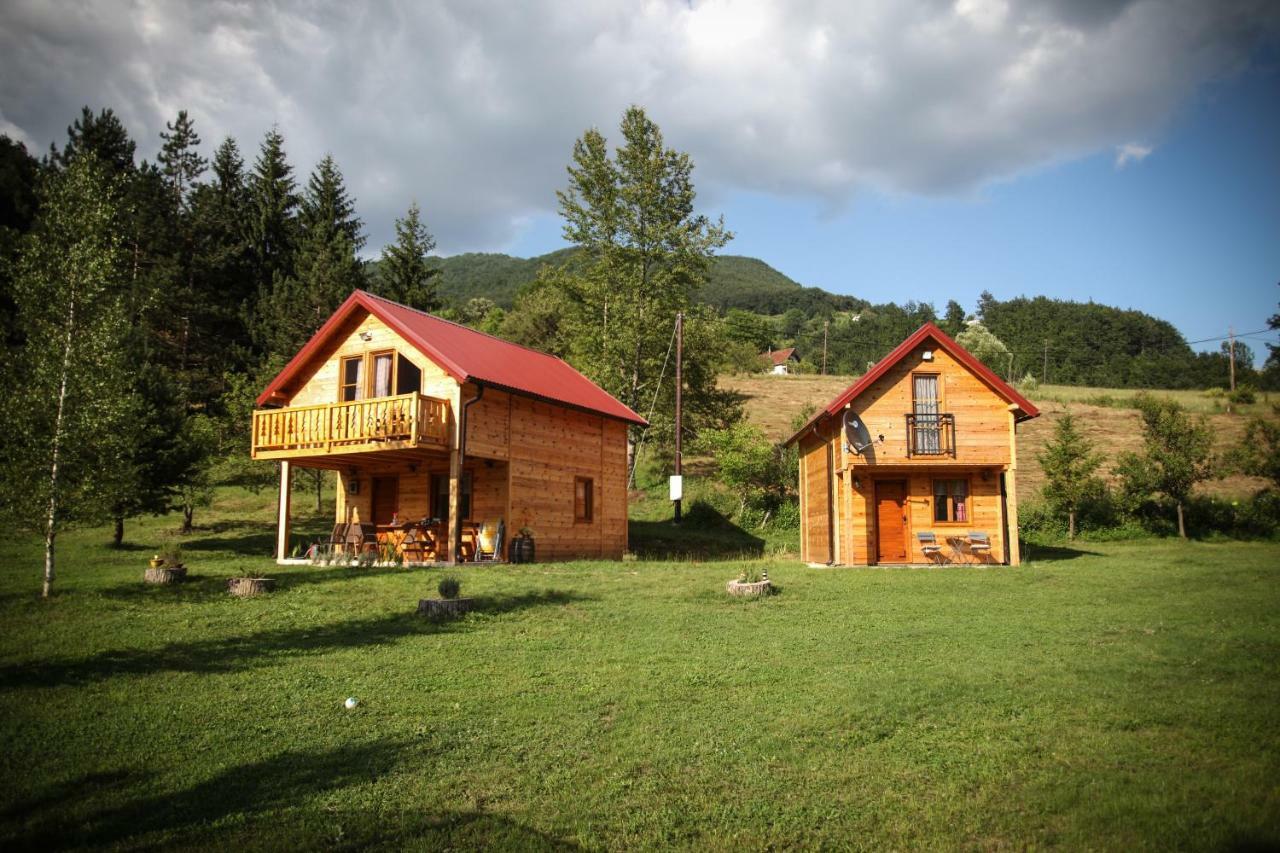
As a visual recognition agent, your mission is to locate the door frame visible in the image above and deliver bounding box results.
[370,474,400,526]
[873,478,909,564]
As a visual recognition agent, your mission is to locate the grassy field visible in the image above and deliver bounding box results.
[721,374,1278,498]
[2,491,1278,849]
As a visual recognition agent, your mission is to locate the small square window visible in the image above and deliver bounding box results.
[575,477,594,523]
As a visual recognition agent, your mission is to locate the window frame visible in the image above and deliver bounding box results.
[574,476,595,524]
[367,349,397,399]
[339,356,364,402]
[931,477,971,525]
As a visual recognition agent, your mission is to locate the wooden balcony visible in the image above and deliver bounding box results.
[251,392,450,461]
[905,413,956,458]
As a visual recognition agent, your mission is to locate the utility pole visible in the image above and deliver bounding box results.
[822,320,829,375]
[1042,340,1049,384]
[1228,326,1236,392]
[673,311,683,524]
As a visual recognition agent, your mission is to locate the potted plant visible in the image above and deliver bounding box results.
[227,568,276,597]
[511,526,535,564]
[417,574,473,619]
[144,541,187,584]
[726,567,773,598]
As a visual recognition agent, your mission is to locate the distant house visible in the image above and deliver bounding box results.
[251,290,646,564]
[761,347,800,374]
[784,322,1039,566]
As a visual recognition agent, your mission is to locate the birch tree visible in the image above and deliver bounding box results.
[0,154,132,596]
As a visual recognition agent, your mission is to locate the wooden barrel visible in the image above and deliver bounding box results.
[511,536,535,564]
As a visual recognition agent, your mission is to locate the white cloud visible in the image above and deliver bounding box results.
[0,0,1275,253]
[1114,142,1153,168]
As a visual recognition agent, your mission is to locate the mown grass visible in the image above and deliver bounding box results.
[1,490,1278,849]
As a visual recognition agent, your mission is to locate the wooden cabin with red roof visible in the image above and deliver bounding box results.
[784,323,1039,566]
[252,290,646,564]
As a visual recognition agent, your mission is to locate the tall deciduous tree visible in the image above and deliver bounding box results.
[1037,412,1105,539]
[378,201,440,311]
[0,154,133,596]
[956,321,1012,378]
[1115,394,1214,538]
[540,106,734,464]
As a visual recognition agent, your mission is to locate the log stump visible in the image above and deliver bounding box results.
[417,597,473,619]
[726,579,772,597]
[228,577,275,597]
[143,566,187,585]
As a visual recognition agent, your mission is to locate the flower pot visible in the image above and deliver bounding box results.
[228,577,275,597]
[726,579,772,597]
[417,597,473,619]
[148,557,165,569]
[144,566,186,585]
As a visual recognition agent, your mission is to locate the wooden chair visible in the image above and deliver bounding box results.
[327,523,349,555]
[457,523,479,562]
[345,522,378,554]
[400,527,428,564]
[475,519,505,562]
[916,531,947,565]
[967,531,993,564]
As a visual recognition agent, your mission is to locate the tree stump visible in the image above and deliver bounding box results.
[417,598,473,619]
[143,566,187,585]
[726,579,772,597]
[228,577,275,597]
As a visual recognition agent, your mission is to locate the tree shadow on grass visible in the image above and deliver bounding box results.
[1022,542,1103,563]
[629,507,766,561]
[5,741,579,850]
[181,530,278,558]
[0,590,593,690]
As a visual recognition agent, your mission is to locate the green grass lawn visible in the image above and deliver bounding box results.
[1,492,1278,850]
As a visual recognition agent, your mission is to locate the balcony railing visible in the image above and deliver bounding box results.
[251,391,450,460]
[905,413,956,458]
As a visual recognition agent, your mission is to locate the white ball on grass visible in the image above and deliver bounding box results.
[344,697,359,709]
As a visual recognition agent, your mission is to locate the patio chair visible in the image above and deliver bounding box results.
[967,531,993,564]
[400,527,429,564]
[475,519,505,562]
[345,522,378,554]
[327,522,349,555]
[916,531,947,565]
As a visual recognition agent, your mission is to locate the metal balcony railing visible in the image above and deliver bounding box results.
[905,413,956,458]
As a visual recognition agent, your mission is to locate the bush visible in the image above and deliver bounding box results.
[437,575,462,600]
[1228,385,1257,406]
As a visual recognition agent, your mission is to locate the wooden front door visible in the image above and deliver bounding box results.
[875,479,908,563]
[371,475,399,525]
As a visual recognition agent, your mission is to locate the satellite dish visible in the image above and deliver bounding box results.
[843,410,875,455]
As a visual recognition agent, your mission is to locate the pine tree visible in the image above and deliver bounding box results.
[246,127,299,297]
[378,201,440,310]
[157,110,207,213]
[0,154,134,596]
[252,154,364,356]
[942,300,967,336]
[53,106,137,175]
[1037,412,1104,539]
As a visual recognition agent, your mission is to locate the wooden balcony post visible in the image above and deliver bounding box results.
[276,460,292,563]
[1006,409,1021,566]
[447,445,462,564]
[410,391,420,446]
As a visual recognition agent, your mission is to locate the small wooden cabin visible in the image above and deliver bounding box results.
[251,290,646,563]
[785,323,1039,566]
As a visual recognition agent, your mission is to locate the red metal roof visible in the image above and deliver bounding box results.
[783,321,1039,445]
[762,347,798,366]
[256,290,647,425]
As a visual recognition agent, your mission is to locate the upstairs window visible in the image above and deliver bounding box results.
[933,479,969,523]
[575,477,594,523]
[371,351,394,397]
[912,373,941,454]
[340,356,363,402]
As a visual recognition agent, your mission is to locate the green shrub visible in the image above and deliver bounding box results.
[1228,385,1257,406]
[438,575,462,600]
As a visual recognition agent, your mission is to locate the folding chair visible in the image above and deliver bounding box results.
[967,531,993,564]
[916,531,948,565]
[400,527,429,564]
[345,522,378,554]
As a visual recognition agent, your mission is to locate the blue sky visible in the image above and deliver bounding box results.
[512,58,1279,364]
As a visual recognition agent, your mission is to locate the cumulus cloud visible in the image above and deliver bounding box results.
[0,0,1276,252]
[1114,142,1153,168]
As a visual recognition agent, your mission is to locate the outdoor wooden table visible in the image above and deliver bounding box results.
[945,535,975,564]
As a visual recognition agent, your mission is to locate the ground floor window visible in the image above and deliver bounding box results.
[575,477,594,523]
[430,472,472,521]
[933,478,968,523]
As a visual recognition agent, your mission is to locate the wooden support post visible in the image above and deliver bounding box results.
[447,444,462,564]
[1006,410,1021,566]
[276,460,292,563]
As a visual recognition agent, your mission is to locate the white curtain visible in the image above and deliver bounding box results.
[374,355,392,397]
